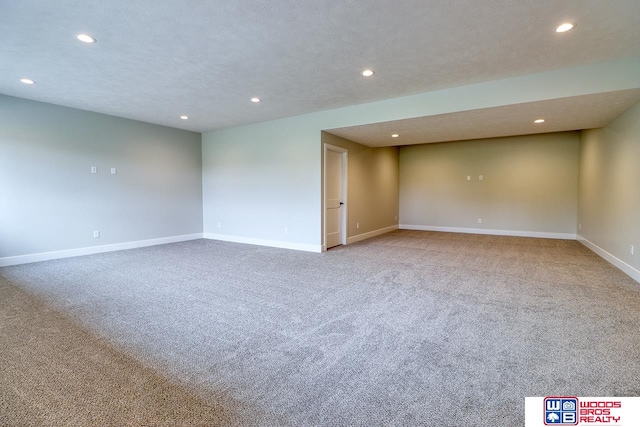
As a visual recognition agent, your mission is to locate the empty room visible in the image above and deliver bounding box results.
[1,1,640,426]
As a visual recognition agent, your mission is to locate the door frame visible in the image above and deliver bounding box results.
[323,143,348,251]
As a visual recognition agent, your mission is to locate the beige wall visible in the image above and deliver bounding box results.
[399,133,580,235]
[579,101,640,273]
[322,132,399,241]
[202,59,639,251]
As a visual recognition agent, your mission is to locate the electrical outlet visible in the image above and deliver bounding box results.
[477,218,482,224]
[631,245,635,256]
[479,175,483,181]
[217,222,221,228]
[110,167,117,175]
[91,166,97,174]
[284,227,288,234]
[579,223,582,230]
[466,175,471,181]
[356,222,360,229]
[93,230,100,238]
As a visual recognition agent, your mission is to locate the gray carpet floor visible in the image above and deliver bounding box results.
[1,230,639,426]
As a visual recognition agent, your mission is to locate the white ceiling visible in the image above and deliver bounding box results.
[326,89,640,147]
[1,0,640,137]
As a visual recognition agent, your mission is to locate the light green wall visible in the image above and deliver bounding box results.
[579,101,640,273]
[0,95,203,259]
[321,132,399,240]
[399,133,580,235]
[201,117,321,248]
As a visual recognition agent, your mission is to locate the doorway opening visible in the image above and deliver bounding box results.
[323,144,347,250]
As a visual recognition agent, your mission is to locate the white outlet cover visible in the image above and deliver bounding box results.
[91,166,97,174]
[111,167,117,175]
[467,176,471,181]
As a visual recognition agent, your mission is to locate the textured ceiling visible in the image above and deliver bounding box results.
[1,1,640,133]
[326,89,640,147]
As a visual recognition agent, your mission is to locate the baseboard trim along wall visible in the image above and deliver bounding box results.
[399,225,576,240]
[204,233,322,253]
[0,233,204,268]
[347,225,399,245]
[4,228,636,284]
[578,235,640,284]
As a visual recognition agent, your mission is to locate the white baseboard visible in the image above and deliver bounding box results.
[204,233,322,253]
[0,233,204,268]
[399,224,576,240]
[347,225,399,245]
[578,235,640,283]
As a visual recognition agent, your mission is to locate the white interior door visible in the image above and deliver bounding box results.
[325,147,345,249]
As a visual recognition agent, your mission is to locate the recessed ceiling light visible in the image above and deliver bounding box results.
[391,134,399,138]
[362,69,375,77]
[251,97,261,103]
[180,115,189,120]
[76,33,97,43]
[555,23,574,33]
[534,119,545,123]
[20,78,35,85]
